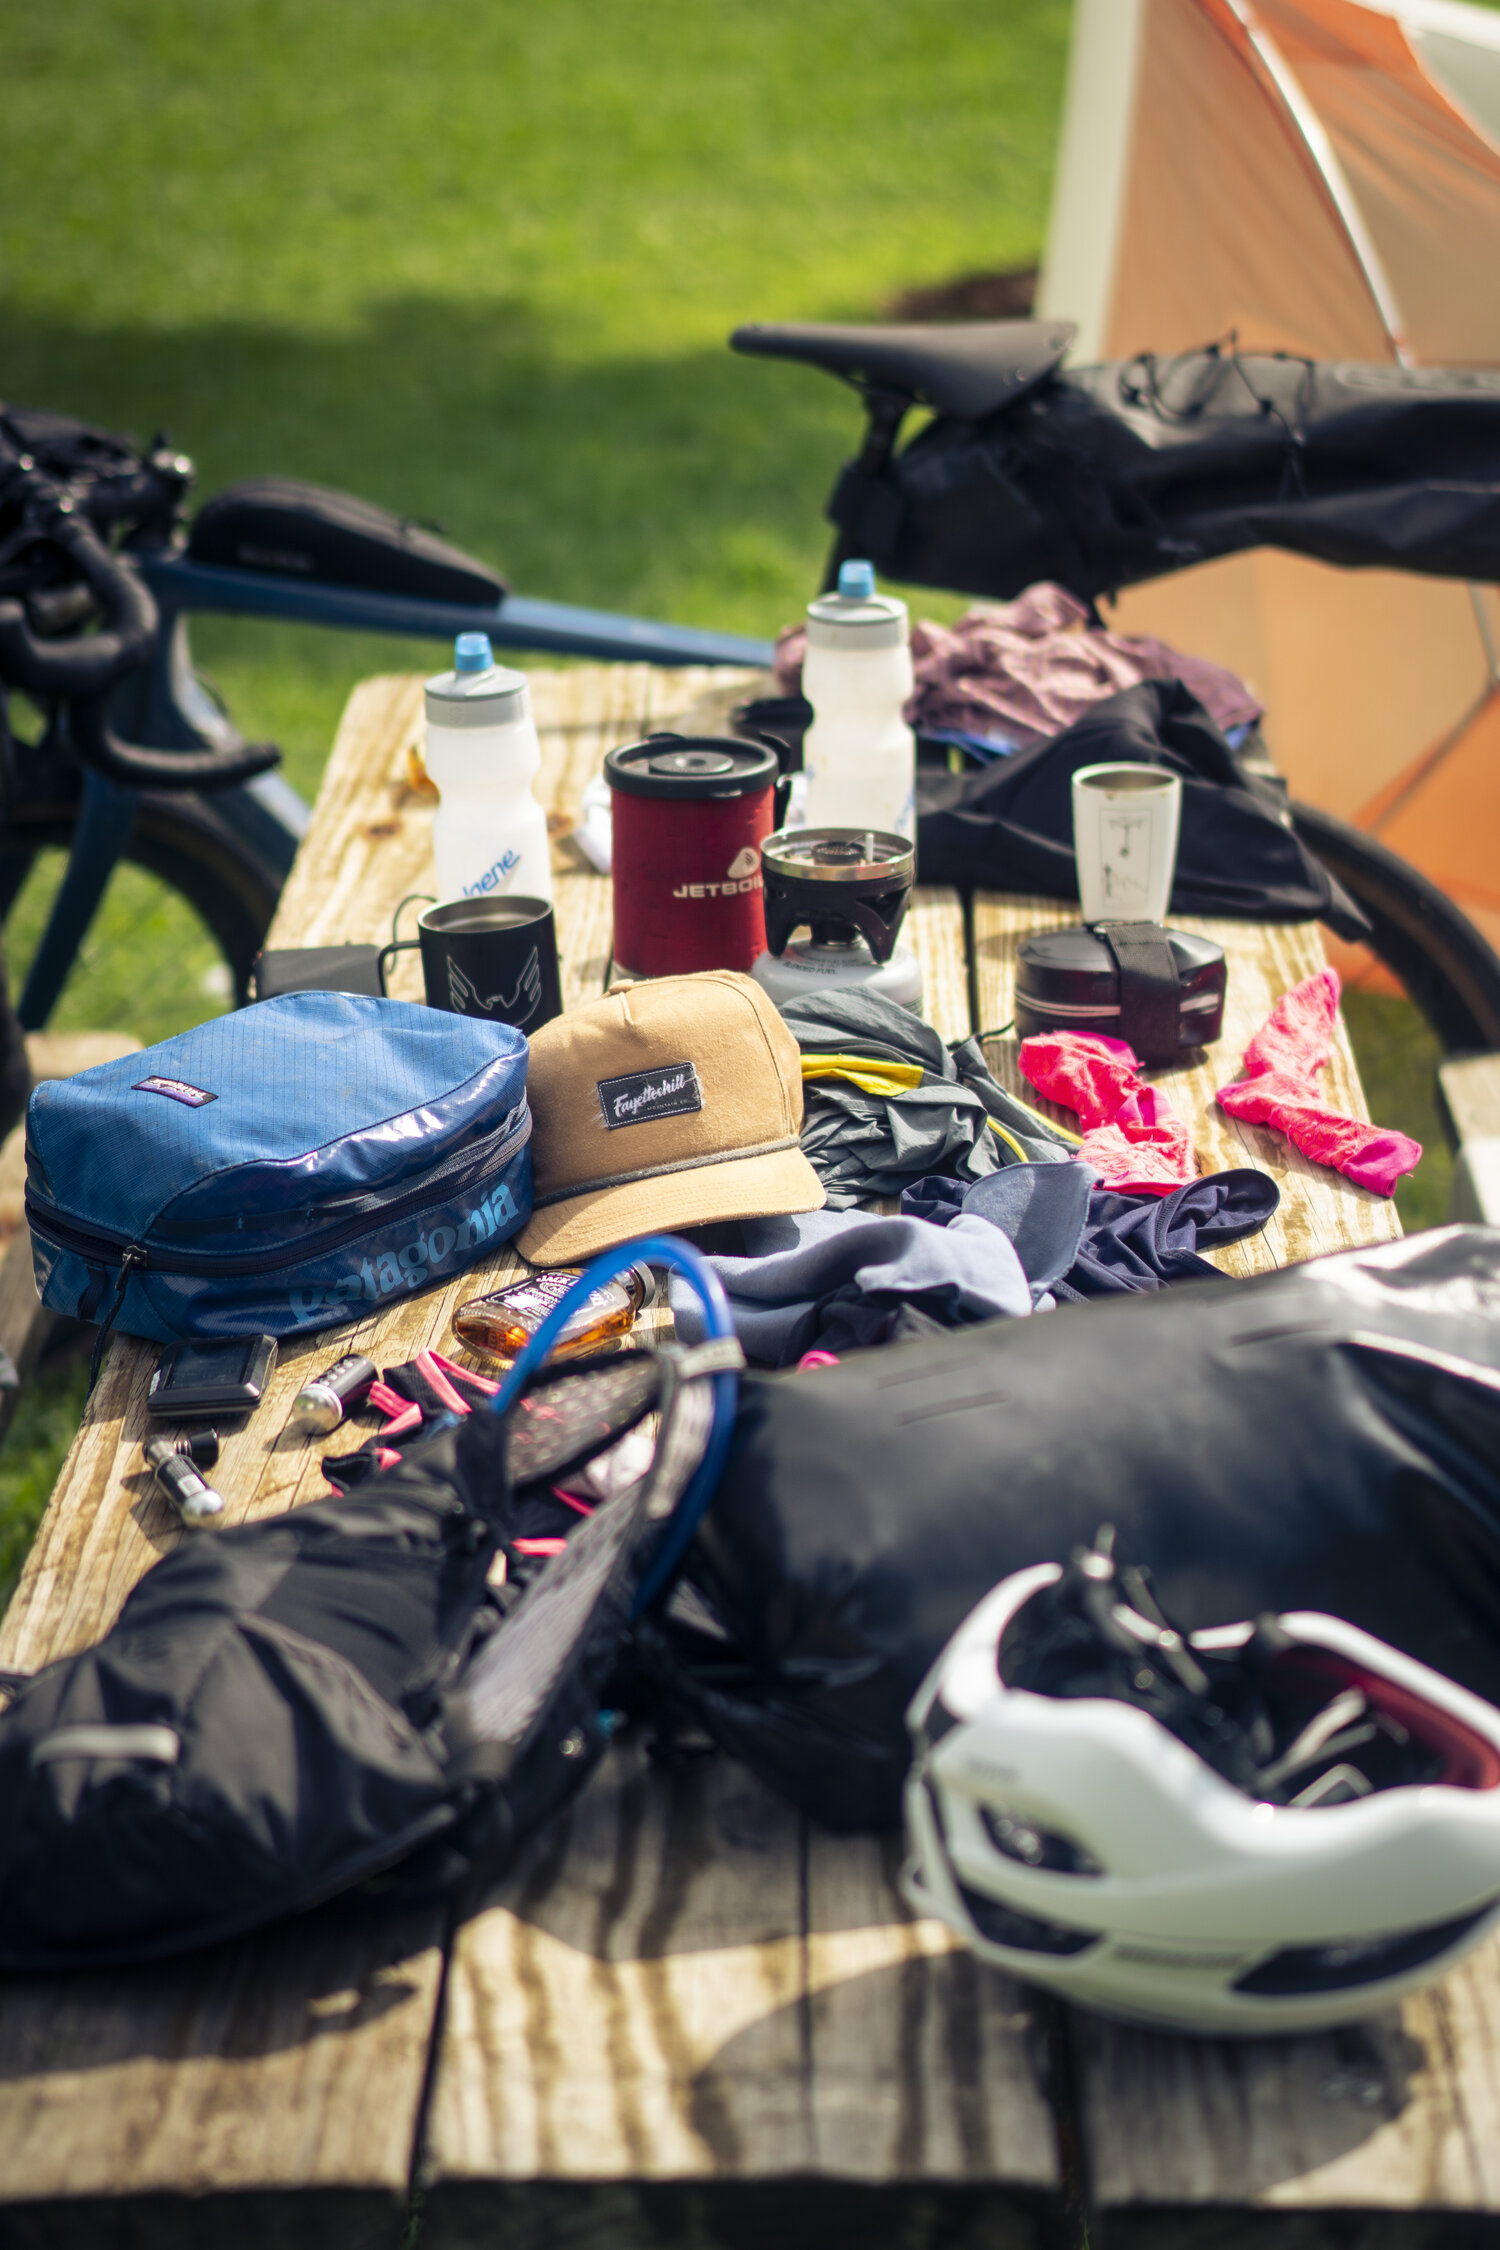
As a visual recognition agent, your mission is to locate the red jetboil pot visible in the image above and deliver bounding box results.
[605,733,782,978]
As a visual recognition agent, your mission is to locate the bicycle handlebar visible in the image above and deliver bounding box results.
[0,509,158,696]
[0,486,280,789]
[65,692,280,792]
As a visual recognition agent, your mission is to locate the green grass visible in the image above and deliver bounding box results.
[0,0,1073,1593]
[1342,991,1453,1234]
[0,2,1463,1592]
[0,1356,89,1612]
[0,0,1071,805]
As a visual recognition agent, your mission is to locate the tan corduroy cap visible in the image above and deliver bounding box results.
[517,970,825,1265]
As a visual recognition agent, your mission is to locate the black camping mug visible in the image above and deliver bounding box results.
[379,896,563,1034]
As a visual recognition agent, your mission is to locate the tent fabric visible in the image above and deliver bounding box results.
[1040,0,1500,964]
[1106,0,1394,364]
[1257,0,1500,367]
[1085,0,1500,371]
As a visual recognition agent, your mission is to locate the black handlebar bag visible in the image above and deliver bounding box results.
[657,1227,1500,1833]
[0,1339,725,1970]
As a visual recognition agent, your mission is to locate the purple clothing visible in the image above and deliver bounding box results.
[775,581,1262,749]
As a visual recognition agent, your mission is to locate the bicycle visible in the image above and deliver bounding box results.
[11,325,1500,1062]
[0,404,774,1031]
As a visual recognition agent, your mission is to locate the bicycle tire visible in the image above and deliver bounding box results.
[1290,800,1500,1053]
[0,789,282,1009]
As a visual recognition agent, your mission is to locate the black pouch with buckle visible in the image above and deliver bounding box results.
[1014,922,1226,1063]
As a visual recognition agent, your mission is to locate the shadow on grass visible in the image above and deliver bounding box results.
[0,289,861,635]
[0,1351,88,1613]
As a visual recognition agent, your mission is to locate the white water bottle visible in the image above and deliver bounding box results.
[801,560,916,839]
[424,634,553,906]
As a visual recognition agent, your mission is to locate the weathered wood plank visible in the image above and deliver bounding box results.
[425,1738,811,2193]
[908,886,971,1043]
[0,1908,444,2217]
[1437,1051,1500,1150]
[1082,1926,1500,2233]
[1440,1052,1500,1224]
[424,1740,1059,2245]
[0,666,762,2235]
[969,895,1403,1273]
[800,1825,1057,2193]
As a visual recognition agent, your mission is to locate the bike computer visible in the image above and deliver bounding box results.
[146,1335,278,1419]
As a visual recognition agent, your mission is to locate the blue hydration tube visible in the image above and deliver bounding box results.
[486,1233,738,1613]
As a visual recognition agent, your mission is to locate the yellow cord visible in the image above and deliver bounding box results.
[987,1117,1032,1164]
[801,1053,1083,1155]
[800,1054,926,1099]
[1013,1101,1083,1147]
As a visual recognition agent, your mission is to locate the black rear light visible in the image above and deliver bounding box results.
[1234,1900,1497,1996]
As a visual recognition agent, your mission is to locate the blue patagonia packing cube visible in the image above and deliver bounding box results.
[24,992,532,1345]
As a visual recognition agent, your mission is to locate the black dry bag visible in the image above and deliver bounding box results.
[661,1228,1500,1832]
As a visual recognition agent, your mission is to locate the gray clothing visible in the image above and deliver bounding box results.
[670,1205,1032,1363]
[779,988,1070,1208]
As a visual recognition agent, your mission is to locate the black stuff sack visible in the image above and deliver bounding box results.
[655,1227,1500,1833]
[915,678,1369,936]
[0,1340,726,1969]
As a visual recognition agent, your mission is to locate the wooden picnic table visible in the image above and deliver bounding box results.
[0,664,1487,2250]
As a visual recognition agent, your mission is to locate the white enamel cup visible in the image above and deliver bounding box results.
[1071,763,1183,926]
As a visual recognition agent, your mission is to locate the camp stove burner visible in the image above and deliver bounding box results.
[753,827,923,1014]
[760,827,914,959]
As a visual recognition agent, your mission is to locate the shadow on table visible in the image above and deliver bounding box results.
[0,1899,437,2078]
[473,1738,1429,2209]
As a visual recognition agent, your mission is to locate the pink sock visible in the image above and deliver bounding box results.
[1020,1031,1196,1195]
[1216,969,1420,1197]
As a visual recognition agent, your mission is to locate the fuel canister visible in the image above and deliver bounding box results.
[605,732,780,977]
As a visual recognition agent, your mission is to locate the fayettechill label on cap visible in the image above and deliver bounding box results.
[597,1062,702,1130]
[133,1076,217,1108]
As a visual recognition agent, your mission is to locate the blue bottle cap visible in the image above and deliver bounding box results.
[454,632,494,672]
[837,559,877,599]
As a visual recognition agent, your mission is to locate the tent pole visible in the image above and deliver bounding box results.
[1469,584,1500,687]
[1224,0,1414,367]
[1036,0,1147,362]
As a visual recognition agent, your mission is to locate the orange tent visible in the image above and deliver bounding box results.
[1037,0,1500,971]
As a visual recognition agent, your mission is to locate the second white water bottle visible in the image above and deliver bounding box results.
[425,633,553,906]
[801,559,916,839]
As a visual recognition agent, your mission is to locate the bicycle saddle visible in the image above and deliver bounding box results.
[730,318,1076,421]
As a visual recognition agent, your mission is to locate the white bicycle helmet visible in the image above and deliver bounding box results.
[902,1532,1500,2033]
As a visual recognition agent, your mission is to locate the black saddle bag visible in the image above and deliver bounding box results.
[0,1343,716,1969]
[656,1227,1500,1833]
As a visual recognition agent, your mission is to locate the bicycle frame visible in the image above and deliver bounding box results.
[7,558,775,1028]
[140,554,777,671]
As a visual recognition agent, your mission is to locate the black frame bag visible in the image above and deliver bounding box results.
[0,1339,724,1969]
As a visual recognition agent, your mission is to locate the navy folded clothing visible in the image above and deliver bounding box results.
[903,1164,1279,1298]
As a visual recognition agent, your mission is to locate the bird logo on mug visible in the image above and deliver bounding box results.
[447,948,544,1026]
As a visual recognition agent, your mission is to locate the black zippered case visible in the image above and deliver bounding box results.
[25,992,532,1346]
